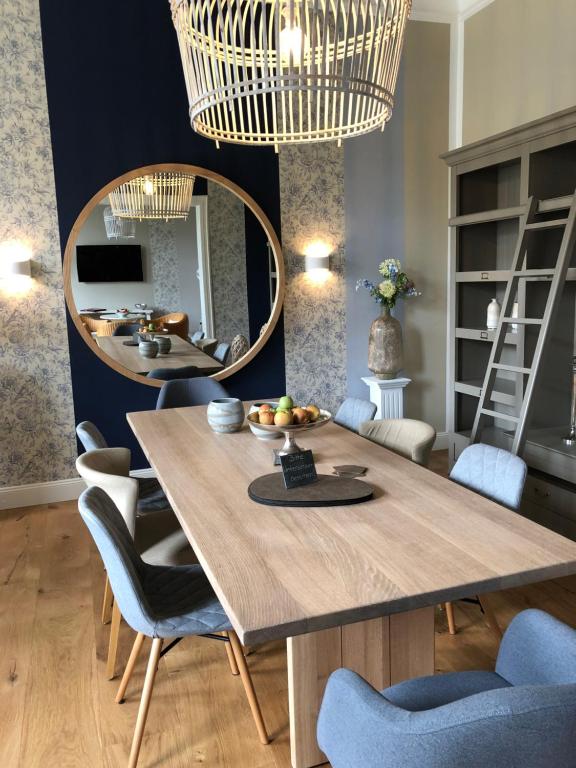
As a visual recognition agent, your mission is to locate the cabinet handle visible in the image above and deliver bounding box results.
[481,331,488,339]
[481,272,489,280]
[534,487,551,499]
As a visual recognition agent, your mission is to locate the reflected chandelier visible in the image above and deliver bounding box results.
[169,0,411,147]
[103,206,136,239]
[109,172,196,221]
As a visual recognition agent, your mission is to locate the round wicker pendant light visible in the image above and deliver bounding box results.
[103,206,136,239]
[109,172,196,221]
[169,0,411,148]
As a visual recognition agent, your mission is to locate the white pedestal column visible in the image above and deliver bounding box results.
[361,376,411,419]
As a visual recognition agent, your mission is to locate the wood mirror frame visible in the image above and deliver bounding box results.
[63,163,285,388]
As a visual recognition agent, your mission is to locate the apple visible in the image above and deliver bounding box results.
[274,409,293,426]
[278,395,294,410]
[292,407,311,425]
[305,404,320,422]
[259,403,273,412]
[259,410,275,426]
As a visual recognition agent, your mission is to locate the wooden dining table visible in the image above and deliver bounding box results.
[128,403,576,768]
[96,333,223,375]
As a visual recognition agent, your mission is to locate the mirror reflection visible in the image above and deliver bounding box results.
[69,171,280,383]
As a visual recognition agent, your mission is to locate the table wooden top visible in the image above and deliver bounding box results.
[128,404,576,644]
[96,334,223,374]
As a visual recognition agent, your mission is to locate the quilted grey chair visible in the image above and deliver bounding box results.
[112,322,142,336]
[190,330,205,344]
[445,443,528,636]
[146,365,200,380]
[214,341,231,365]
[78,486,268,768]
[318,609,576,768]
[76,421,168,515]
[76,447,194,680]
[156,377,229,409]
[334,397,377,432]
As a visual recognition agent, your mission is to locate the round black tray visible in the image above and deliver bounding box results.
[248,473,373,507]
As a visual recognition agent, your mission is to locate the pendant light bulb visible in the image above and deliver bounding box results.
[143,177,155,196]
[279,10,308,65]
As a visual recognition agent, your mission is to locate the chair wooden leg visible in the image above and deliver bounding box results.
[116,632,146,703]
[478,595,503,639]
[445,602,457,635]
[223,632,239,676]
[101,575,114,625]
[228,631,269,745]
[106,600,122,680]
[128,638,163,768]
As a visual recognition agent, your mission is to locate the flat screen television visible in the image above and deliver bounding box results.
[76,244,144,282]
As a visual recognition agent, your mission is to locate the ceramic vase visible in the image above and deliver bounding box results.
[207,398,245,433]
[486,298,501,330]
[138,340,159,358]
[368,307,403,380]
[156,336,172,354]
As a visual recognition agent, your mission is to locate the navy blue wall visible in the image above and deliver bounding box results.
[40,0,285,467]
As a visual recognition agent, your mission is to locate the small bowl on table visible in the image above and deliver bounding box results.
[248,402,281,440]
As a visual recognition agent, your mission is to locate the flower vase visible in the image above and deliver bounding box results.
[368,307,403,380]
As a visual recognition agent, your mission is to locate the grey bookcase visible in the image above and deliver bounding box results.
[442,107,576,537]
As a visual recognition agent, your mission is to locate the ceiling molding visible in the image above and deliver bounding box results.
[411,0,495,23]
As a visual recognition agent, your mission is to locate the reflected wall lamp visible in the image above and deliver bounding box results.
[109,172,196,221]
[170,0,411,149]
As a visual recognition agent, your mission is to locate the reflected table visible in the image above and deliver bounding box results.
[96,333,223,375]
[128,404,576,768]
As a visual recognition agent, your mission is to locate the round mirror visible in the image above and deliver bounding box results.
[63,164,284,386]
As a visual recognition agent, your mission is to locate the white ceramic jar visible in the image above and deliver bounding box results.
[486,298,501,330]
[207,398,245,433]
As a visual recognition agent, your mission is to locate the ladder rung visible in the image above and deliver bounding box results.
[502,316,543,325]
[492,363,532,374]
[525,218,568,230]
[480,409,520,423]
[513,269,555,278]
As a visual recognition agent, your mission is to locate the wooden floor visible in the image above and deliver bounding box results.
[3,451,576,767]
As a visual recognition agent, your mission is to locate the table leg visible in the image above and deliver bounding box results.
[287,607,435,768]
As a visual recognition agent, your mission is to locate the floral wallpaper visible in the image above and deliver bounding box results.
[207,181,250,346]
[148,221,182,314]
[279,143,347,414]
[0,0,77,485]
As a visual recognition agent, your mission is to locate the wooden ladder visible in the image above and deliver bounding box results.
[470,190,576,455]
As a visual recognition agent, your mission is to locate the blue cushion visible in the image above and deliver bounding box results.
[383,670,510,711]
[449,443,527,510]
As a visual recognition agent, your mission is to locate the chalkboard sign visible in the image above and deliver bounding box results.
[280,450,318,489]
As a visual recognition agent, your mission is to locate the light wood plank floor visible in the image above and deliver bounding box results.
[3,451,576,767]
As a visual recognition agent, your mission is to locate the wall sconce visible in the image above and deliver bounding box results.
[304,240,332,284]
[0,240,34,293]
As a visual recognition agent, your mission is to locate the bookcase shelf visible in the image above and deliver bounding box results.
[443,107,576,539]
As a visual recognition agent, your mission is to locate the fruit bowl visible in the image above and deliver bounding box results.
[248,402,282,440]
[247,408,332,455]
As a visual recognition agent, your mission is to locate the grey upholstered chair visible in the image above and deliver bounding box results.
[334,397,377,432]
[78,487,268,768]
[76,421,168,515]
[146,365,200,380]
[445,443,528,636]
[190,330,205,344]
[213,341,231,365]
[76,448,193,679]
[317,609,576,768]
[359,418,436,467]
[156,377,229,409]
[112,322,142,336]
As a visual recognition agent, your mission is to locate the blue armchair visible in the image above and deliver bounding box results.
[318,609,576,768]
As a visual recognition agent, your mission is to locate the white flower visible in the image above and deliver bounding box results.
[378,280,396,299]
[378,258,402,277]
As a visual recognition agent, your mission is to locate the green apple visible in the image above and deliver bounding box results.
[278,395,294,410]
